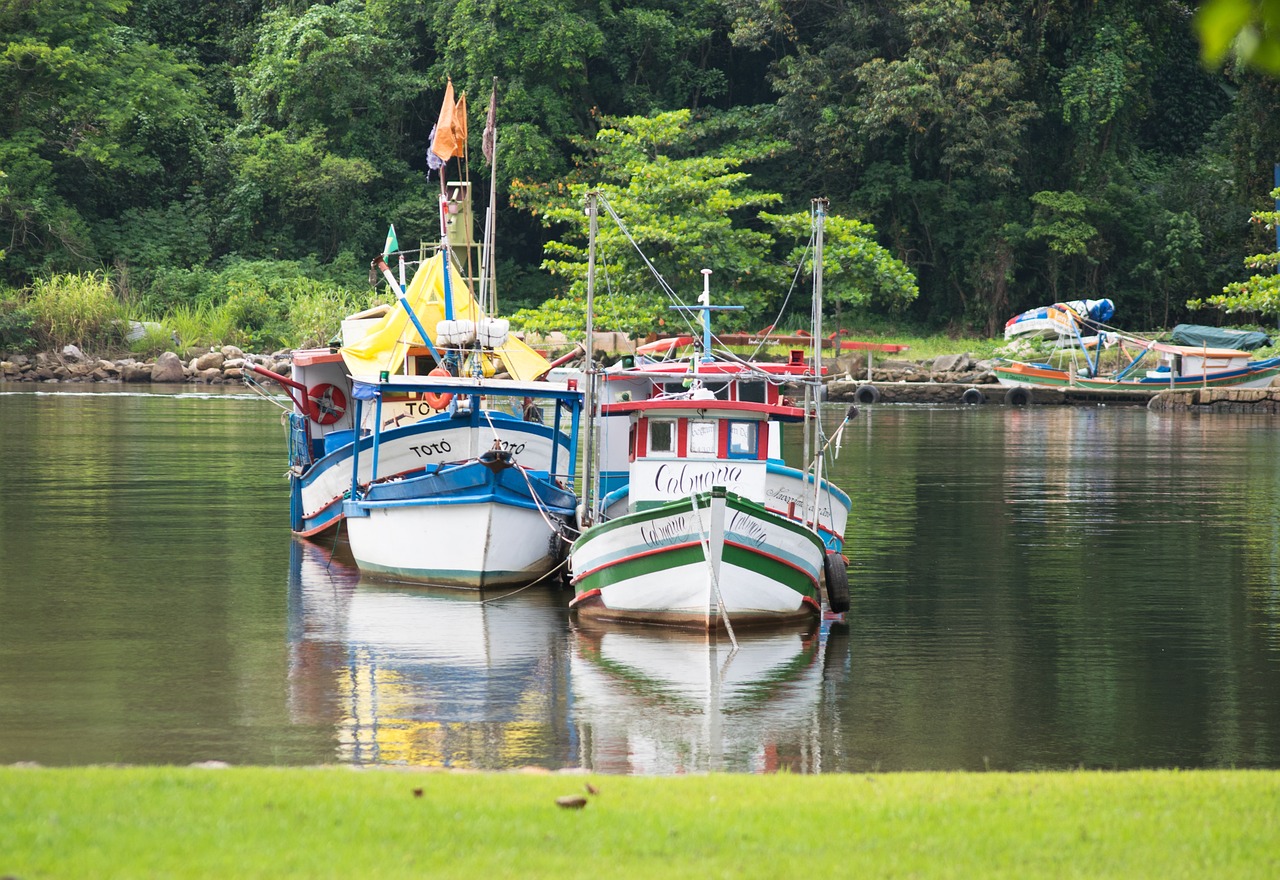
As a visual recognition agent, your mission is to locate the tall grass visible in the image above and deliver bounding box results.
[26,272,123,350]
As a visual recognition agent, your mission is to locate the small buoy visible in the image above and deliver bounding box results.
[556,795,588,809]
[854,384,881,405]
[961,388,985,405]
[1004,386,1033,406]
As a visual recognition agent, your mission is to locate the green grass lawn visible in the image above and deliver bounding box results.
[3,767,1278,878]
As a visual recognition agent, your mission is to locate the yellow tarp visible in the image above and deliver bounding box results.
[340,253,552,381]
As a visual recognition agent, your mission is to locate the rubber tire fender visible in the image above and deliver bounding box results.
[1004,386,1033,406]
[961,387,985,405]
[854,384,881,405]
[823,551,851,614]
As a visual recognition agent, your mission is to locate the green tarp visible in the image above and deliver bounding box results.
[1169,323,1271,351]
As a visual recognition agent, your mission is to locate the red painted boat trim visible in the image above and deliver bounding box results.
[569,588,602,607]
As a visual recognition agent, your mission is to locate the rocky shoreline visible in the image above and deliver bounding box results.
[0,344,291,385]
[6,346,1279,414]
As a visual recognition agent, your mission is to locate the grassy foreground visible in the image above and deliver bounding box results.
[2,768,1278,879]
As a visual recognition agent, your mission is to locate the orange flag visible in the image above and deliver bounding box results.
[430,79,468,163]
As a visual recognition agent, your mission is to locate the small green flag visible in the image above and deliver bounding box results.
[382,224,399,258]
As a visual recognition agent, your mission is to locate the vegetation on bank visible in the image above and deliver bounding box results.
[6,1,1280,345]
[2,767,1278,878]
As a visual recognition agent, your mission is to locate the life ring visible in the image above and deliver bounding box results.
[961,387,985,405]
[422,367,454,410]
[823,552,851,614]
[637,335,694,355]
[854,384,881,405]
[1004,386,1033,406]
[306,383,347,424]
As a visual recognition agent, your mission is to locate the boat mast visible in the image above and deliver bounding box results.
[580,191,599,528]
[810,198,828,534]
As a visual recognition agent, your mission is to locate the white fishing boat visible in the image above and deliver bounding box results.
[247,79,581,538]
[341,371,582,588]
[568,195,852,630]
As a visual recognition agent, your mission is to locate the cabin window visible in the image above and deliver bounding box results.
[727,421,758,459]
[689,419,718,456]
[737,381,766,404]
[649,419,676,454]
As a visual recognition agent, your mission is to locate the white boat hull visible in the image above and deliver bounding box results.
[570,491,824,628]
[347,500,567,589]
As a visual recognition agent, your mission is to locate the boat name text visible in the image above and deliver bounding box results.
[653,463,744,496]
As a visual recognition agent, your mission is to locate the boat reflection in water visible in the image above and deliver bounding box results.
[286,539,574,769]
[570,619,849,774]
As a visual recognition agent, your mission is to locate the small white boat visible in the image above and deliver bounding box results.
[342,372,583,588]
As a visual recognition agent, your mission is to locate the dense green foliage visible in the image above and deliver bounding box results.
[2,0,1279,348]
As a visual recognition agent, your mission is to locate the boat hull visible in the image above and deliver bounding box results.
[994,359,1280,391]
[295,412,569,537]
[569,490,825,630]
[345,461,576,589]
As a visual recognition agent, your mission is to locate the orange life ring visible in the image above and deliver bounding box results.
[306,383,347,424]
[422,367,454,410]
[636,335,694,355]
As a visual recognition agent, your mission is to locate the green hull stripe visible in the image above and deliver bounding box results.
[575,541,817,600]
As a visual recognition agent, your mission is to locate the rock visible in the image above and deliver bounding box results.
[151,351,185,383]
[122,363,152,383]
[220,344,246,360]
[194,351,225,371]
[222,367,244,380]
[124,320,165,343]
[222,357,247,370]
[932,353,971,373]
[555,795,588,809]
[197,368,223,383]
[61,343,87,363]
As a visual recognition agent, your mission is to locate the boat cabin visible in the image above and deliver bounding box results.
[603,398,804,512]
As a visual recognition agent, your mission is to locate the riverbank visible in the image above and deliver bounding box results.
[3,766,1277,878]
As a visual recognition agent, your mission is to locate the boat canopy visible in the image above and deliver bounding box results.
[1169,324,1271,352]
[340,253,552,381]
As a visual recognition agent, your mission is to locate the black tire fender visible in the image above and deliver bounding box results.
[823,552,851,614]
[961,387,985,405]
[1004,386,1033,406]
[854,384,881,405]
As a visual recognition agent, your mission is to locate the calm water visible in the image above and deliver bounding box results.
[3,387,1280,772]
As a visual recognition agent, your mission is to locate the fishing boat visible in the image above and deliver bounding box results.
[247,79,581,539]
[568,195,852,631]
[340,369,582,587]
[995,339,1280,392]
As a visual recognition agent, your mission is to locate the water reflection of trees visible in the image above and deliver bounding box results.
[817,406,1280,770]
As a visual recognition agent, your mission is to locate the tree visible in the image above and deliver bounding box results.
[510,109,914,337]
[1196,0,1280,72]
[0,0,211,280]
[1188,187,1280,319]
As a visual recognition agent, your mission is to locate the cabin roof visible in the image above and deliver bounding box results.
[600,398,805,422]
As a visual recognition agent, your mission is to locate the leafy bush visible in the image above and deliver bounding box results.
[0,290,36,353]
[222,282,288,352]
[286,279,369,349]
[27,272,123,349]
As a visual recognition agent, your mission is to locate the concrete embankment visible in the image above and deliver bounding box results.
[1147,387,1280,413]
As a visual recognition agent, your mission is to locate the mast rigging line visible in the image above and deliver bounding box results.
[595,193,820,369]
